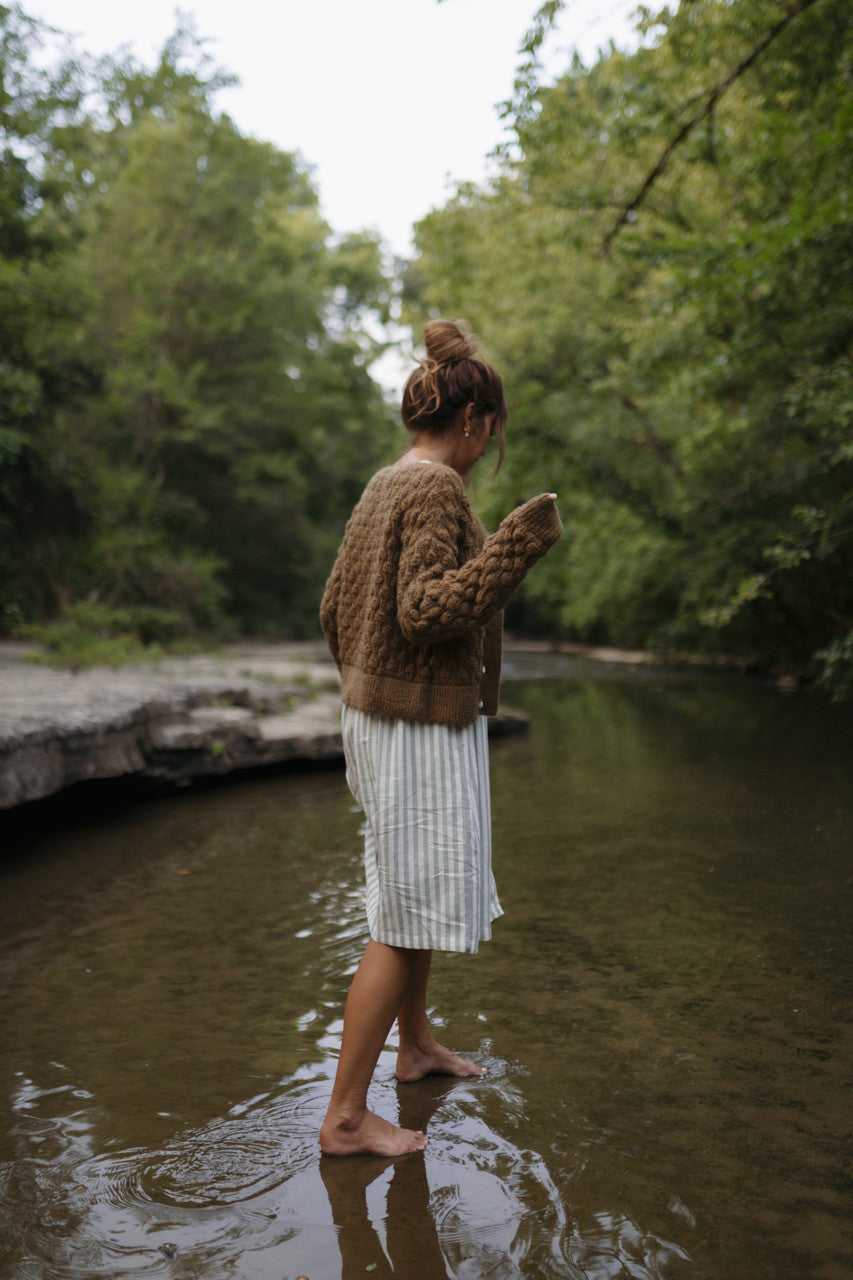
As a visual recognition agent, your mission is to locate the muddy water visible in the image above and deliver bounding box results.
[0,656,850,1280]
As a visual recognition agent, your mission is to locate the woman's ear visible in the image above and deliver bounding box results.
[462,402,477,434]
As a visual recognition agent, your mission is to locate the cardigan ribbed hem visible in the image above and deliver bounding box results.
[340,664,496,729]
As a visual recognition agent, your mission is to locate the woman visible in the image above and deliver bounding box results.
[319,319,562,1156]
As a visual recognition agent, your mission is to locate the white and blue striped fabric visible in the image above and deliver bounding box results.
[341,705,503,953]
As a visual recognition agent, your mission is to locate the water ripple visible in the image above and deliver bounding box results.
[0,1075,335,1279]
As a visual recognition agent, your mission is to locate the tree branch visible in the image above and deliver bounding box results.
[598,0,823,257]
[615,391,684,477]
[1,281,124,369]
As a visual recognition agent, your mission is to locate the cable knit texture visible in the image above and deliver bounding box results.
[320,461,563,727]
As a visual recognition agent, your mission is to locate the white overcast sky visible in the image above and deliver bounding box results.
[26,0,641,258]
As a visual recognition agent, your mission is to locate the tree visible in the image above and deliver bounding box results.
[2,8,396,645]
[0,3,97,626]
[407,0,853,693]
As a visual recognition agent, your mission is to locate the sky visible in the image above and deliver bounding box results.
[26,0,641,259]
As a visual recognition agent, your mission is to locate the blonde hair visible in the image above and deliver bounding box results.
[402,320,507,467]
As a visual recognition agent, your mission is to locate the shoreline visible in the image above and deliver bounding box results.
[0,635,806,816]
[0,641,342,813]
[0,641,533,814]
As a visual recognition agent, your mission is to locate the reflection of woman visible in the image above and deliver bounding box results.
[319,320,562,1156]
[320,1078,456,1277]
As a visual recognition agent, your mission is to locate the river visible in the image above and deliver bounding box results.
[0,653,850,1279]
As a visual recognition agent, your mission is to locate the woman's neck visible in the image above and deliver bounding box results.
[399,443,450,466]
[398,436,473,478]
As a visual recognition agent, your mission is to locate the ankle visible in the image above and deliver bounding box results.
[397,1033,438,1060]
[323,1100,366,1134]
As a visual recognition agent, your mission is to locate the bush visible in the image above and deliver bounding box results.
[816,631,853,702]
[17,601,174,670]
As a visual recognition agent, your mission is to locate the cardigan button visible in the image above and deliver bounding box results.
[478,700,484,708]
[482,665,486,674]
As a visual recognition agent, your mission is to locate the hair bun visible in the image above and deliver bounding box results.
[402,317,507,463]
[423,319,479,367]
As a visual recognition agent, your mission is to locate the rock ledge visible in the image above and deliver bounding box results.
[0,643,526,810]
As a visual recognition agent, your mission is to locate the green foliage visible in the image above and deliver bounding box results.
[1,5,394,648]
[19,601,167,670]
[407,0,853,696]
[5,0,851,698]
[0,5,97,624]
[816,631,853,702]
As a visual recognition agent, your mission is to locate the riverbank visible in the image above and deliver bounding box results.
[3,633,815,815]
[0,641,344,811]
[0,640,534,812]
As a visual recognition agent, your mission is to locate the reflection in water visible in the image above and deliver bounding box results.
[0,660,851,1279]
[320,1080,453,1280]
[2,1053,689,1279]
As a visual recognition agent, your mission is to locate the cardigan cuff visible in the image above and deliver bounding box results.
[508,493,563,549]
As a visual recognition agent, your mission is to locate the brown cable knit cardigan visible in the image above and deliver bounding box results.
[320,461,563,728]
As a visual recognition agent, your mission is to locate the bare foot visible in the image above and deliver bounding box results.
[396,1041,487,1083]
[319,1109,427,1157]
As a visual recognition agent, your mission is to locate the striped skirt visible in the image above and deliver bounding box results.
[340,704,503,953]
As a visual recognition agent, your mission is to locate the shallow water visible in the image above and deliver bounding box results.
[1,656,851,1279]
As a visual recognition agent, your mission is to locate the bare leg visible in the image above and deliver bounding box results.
[395,949,486,1083]
[320,940,428,1157]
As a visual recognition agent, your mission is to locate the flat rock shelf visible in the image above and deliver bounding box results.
[0,642,528,810]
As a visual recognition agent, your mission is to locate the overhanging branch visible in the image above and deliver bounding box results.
[598,0,823,257]
[1,281,124,369]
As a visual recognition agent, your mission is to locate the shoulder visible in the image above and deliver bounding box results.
[370,462,469,511]
[346,464,472,545]
[370,461,465,493]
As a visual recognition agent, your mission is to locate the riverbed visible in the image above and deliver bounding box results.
[0,654,850,1279]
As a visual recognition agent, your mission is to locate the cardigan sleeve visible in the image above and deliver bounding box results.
[396,474,562,645]
[319,557,343,670]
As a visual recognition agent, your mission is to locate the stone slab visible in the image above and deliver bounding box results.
[0,643,529,809]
